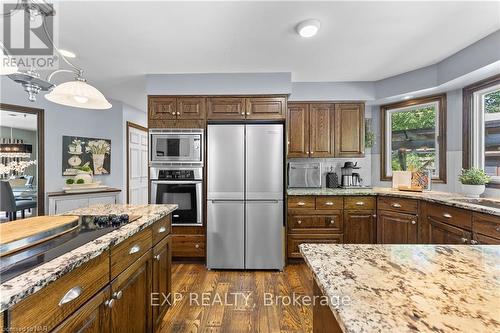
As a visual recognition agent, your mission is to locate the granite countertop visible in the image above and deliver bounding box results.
[300,243,500,333]
[0,204,177,311]
[287,187,500,216]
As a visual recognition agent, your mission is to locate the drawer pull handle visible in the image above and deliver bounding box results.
[355,202,365,206]
[325,202,334,206]
[391,203,402,208]
[470,240,478,245]
[129,245,141,254]
[105,299,115,308]
[59,286,83,306]
[297,202,306,206]
[154,254,161,261]
[411,220,416,225]
[113,291,123,300]
[297,220,302,224]
[461,237,468,244]
[173,214,180,218]
[443,213,452,219]
[195,244,200,249]
[158,226,167,233]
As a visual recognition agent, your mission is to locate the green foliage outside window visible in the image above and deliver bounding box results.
[485,90,500,113]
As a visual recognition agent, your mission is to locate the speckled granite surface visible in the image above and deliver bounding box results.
[300,243,500,333]
[287,187,500,216]
[0,204,177,311]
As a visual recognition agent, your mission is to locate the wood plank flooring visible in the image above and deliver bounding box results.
[159,263,313,333]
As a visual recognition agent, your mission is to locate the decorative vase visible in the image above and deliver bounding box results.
[92,154,105,175]
[460,184,485,198]
[74,170,93,184]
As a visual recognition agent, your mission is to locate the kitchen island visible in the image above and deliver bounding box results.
[300,243,500,333]
[1,203,177,333]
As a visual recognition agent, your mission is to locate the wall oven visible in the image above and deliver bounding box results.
[150,167,203,226]
[149,129,203,165]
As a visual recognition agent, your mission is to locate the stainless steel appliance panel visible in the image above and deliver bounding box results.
[288,162,322,188]
[207,125,245,200]
[207,200,245,269]
[245,200,284,270]
[245,125,283,200]
[149,129,203,164]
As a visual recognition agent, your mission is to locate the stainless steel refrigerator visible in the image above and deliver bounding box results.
[207,124,284,270]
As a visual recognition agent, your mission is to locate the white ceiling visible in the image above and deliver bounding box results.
[0,110,38,131]
[10,1,500,110]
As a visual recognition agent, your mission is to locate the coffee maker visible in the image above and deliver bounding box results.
[341,162,362,188]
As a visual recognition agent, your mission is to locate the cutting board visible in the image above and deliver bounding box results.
[0,216,80,246]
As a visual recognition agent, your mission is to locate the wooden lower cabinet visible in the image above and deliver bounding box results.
[152,236,172,331]
[52,288,111,333]
[110,251,152,333]
[287,234,343,258]
[426,218,470,244]
[377,210,418,244]
[172,234,205,258]
[344,210,376,244]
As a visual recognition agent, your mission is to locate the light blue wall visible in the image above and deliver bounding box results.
[289,82,375,101]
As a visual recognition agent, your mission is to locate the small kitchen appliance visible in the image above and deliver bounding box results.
[288,162,322,188]
[149,128,203,165]
[341,162,361,188]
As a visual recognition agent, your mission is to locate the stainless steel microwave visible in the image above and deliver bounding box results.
[149,129,203,164]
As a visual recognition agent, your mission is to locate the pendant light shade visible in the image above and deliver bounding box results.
[45,79,112,109]
[0,143,32,158]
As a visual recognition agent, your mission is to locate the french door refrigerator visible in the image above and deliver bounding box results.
[207,124,284,270]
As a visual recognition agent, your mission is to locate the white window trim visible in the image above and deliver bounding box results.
[472,83,500,184]
[385,101,440,178]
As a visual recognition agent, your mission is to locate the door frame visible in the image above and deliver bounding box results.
[126,121,148,204]
[0,103,45,215]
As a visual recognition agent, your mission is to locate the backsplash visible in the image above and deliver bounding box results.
[287,152,372,188]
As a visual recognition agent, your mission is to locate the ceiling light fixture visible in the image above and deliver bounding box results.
[0,128,33,158]
[296,19,321,38]
[0,1,111,110]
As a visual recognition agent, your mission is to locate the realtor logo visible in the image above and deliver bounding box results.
[3,2,54,56]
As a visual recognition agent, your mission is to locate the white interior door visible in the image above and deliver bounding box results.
[128,124,148,204]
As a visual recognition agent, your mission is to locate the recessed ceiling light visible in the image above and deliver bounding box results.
[296,19,321,38]
[59,49,76,58]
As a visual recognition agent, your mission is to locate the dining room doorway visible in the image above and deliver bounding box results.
[0,104,44,220]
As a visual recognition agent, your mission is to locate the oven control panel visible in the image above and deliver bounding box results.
[158,169,195,180]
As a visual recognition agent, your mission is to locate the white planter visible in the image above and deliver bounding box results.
[92,154,105,175]
[74,171,93,184]
[460,184,485,198]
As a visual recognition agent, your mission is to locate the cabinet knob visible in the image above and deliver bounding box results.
[325,202,334,206]
[496,226,500,232]
[105,299,115,308]
[411,220,416,225]
[129,245,141,255]
[297,220,302,224]
[58,286,83,306]
[246,112,250,115]
[177,112,180,115]
[470,240,478,245]
[154,254,161,261]
[195,244,200,249]
[391,203,402,208]
[443,213,452,219]
[310,151,314,154]
[158,226,167,233]
[461,237,468,244]
[241,112,245,115]
[372,214,377,218]
[355,202,365,206]
[306,151,310,154]
[113,290,123,300]
[329,220,335,224]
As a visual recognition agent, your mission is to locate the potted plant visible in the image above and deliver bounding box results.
[458,168,490,198]
[73,164,93,184]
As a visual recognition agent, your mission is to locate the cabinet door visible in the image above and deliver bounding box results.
[54,198,89,214]
[334,103,364,157]
[246,97,286,120]
[177,97,206,120]
[89,195,117,206]
[149,97,177,120]
[152,236,172,332]
[377,211,418,244]
[309,104,334,157]
[52,288,111,333]
[427,218,470,244]
[473,233,499,245]
[287,103,309,158]
[344,210,376,244]
[110,252,152,333]
[207,97,246,120]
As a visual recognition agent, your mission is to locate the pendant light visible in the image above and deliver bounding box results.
[0,128,32,158]
[45,76,112,109]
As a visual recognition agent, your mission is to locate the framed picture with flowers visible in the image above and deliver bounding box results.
[62,135,111,176]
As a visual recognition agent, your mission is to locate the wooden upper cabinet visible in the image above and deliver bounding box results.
[287,103,309,158]
[246,97,286,120]
[309,104,334,157]
[334,103,365,157]
[149,97,177,120]
[177,97,206,120]
[207,97,246,120]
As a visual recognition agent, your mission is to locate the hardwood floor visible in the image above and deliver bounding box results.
[159,263,313,333]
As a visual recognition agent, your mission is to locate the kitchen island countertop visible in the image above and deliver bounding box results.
[0,204,177,311]
[300,243,500,333]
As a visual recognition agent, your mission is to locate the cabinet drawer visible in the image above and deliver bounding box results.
[316,197,343,210]
[111,227,152,279]
[172,235,205,257]
[377,197,418,214]
[287,234,343,258]
[10,253,109,332]
[288,214,342,233]
[473,213,500,240]
[288,196,315,209]
[152,214,172,245]
[344,196,376,210]
[426,203,472,230]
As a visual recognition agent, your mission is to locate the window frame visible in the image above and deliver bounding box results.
[380,94,447,183]
[463,74,500,188]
